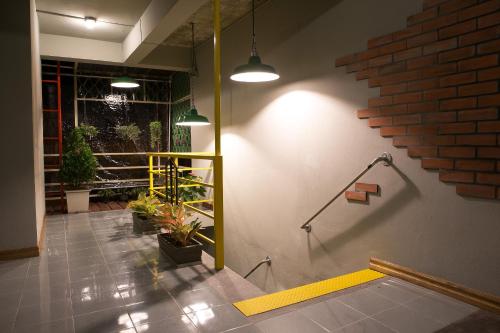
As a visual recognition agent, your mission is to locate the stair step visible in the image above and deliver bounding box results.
[345,190,367,202]
[233,269,385,316]
[355,182,379,194]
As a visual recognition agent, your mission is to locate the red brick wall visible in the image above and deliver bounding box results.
[336,0,500,200]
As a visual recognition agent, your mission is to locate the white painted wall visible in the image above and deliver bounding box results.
[0,0,44,250]
[190,0,500,295]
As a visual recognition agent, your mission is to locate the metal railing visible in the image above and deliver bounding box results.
[147,152,224,270]
[300,152,393,233]
[244,256,271,279]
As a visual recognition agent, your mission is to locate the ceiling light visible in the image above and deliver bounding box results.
[230,0,279,83]
[84,16,97,29]
[176,108,210,126]
[111,76,139,88]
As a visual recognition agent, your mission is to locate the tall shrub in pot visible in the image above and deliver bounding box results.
[59,128,97,213]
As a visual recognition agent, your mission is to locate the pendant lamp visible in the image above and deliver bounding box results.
[230,0,279,82]
[111,76,139,88]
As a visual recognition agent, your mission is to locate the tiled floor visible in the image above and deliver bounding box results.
[0,210,498,333]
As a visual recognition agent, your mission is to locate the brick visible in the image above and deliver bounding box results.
[408,101,439,113]
[423,87,457,100]
[439,19,477,39]
[498,161,500,172]
[380,126,407,137]
[394,47,422,62]
[440,0,478,14]
[458,54,498,71]
[459,26,500,47]
[377,40,407,56]
[440,97,477,110]
[478,147,500,158]
[356,68,378,80]
[408,124,439,135]
[393,24,423,40]
[422,13,458,32]
[458,81,498,97]
[439,122,476,134]
[458,108,498,121]
[408,78,439,92]
[423,135,456,145]
[368,34,393,49]
[380,105,408,116]
[368,117,393,127]
[421,63,457,78]
[423,38,458,55]
[356,48,380,61]
[408,55,437,70]
[456,159,496,171]
[347,61,368,73]
[439,170,475,183]
[440,72,476,87]
[456,134,497,145]
[381,83,407,96]
[478,11,500,29]
[408,7,438,25]
[357,108,380,119]
[369,70,421,87]
[393,114,422,125]
[336,54,356,67]
[393,136,423,146]
[368,96,393,107]
[407,31,438,48]
[408,146,438,157]
[478,120,500,132]
[394,92,422,104]
[378,62,407,76]
[459,0,500,21]
[478,67,500,81]
[355,183,379,193]
[369,54,393,67]
[456,184,496,199]
[439,46,475,63]
[478,93,500,107]
[345,191,367,202]
[477,173,500,185]
[440,146,476,158]
[422,158,454,169]
[423,111,457,123]
[423,0,448,9]
[478,39,500,54]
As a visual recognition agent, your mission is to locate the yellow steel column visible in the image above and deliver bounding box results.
[213,0,224,270]
[174,157,179,203]
[148,155,154,197]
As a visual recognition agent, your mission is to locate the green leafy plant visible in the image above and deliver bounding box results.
[98,188,117,202]
[79,123,99,139]
[127,192,162,218]
[60,128,98,189]
[155,203,201,247]
[149,121,162,150]
[178,173,207,203]
[115,123,142,143]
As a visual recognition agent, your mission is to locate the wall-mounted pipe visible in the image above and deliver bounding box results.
[244,256,272,279]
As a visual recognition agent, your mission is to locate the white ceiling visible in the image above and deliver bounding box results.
[36,0,152,42]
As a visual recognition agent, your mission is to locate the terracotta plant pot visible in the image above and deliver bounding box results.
[132,213,159,235]
[157,233,203,266]
[66,189,90,213]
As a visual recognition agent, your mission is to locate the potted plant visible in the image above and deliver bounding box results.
[154,202,203,266]
[115,123,142,143]
[127,192,162,234]
[59,128,98,213]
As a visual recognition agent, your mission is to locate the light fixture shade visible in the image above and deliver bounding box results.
[84,16,96,29]
[111,76,139,88]
[176,108,210,126]
[230,55,279,82]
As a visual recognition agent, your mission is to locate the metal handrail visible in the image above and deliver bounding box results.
[244,256,272,279]
[300,152,393,233]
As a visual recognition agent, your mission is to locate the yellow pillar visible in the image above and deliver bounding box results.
[149,155,154,197]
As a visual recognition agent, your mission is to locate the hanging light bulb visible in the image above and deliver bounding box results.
[84,16,97,29]
[176,23,210,127]
[111,76,139,88]
[230,0,279,83]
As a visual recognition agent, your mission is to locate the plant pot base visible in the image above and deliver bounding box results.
[157,233,203,266]
[132,213,159,235]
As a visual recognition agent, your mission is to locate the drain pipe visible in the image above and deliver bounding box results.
[244,256,272,279]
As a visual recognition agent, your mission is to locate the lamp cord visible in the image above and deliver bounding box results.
[251,0,257,56]
[190,22,197,108]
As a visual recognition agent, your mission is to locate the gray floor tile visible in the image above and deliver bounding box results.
[374,304,446,333]
[73,306,134,333]
[126,292,183,325]
[13,318,75,333]
[0,263,29,280]
[0,304,20,324]
[135,315,198,333]
[172,287,227,313]
[23,271,69,290]
[222,325,263,333]
[332,318,396,332]
[0,277,26,294]
[28,260,68,276]
[20,284,71,306]
[336,288,398,316]
[364,280,423,304]
[69,264,111,282]
[405,294,478,325]
[16,298,73,325]
[188,304,249,333]
[255,311,328,333]
[299,299,367,331]
[71,289,124,315]
[70,276,118,297]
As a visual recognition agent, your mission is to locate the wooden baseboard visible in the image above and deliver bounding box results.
[370,257,500,314]
[0,246,39,260]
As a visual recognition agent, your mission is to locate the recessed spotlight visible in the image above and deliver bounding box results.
[84,16,96,29]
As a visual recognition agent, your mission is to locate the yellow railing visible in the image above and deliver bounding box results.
[147,152,224,270]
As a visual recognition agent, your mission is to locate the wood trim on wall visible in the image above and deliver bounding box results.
[370,257,500,314]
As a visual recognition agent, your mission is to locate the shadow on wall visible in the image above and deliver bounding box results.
[306,164,421,261]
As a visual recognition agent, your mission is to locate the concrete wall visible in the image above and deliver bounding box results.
[0,0,44,251]
[190,0,500,295]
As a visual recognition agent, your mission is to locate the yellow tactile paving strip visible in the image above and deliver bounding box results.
[233,269,385,316]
